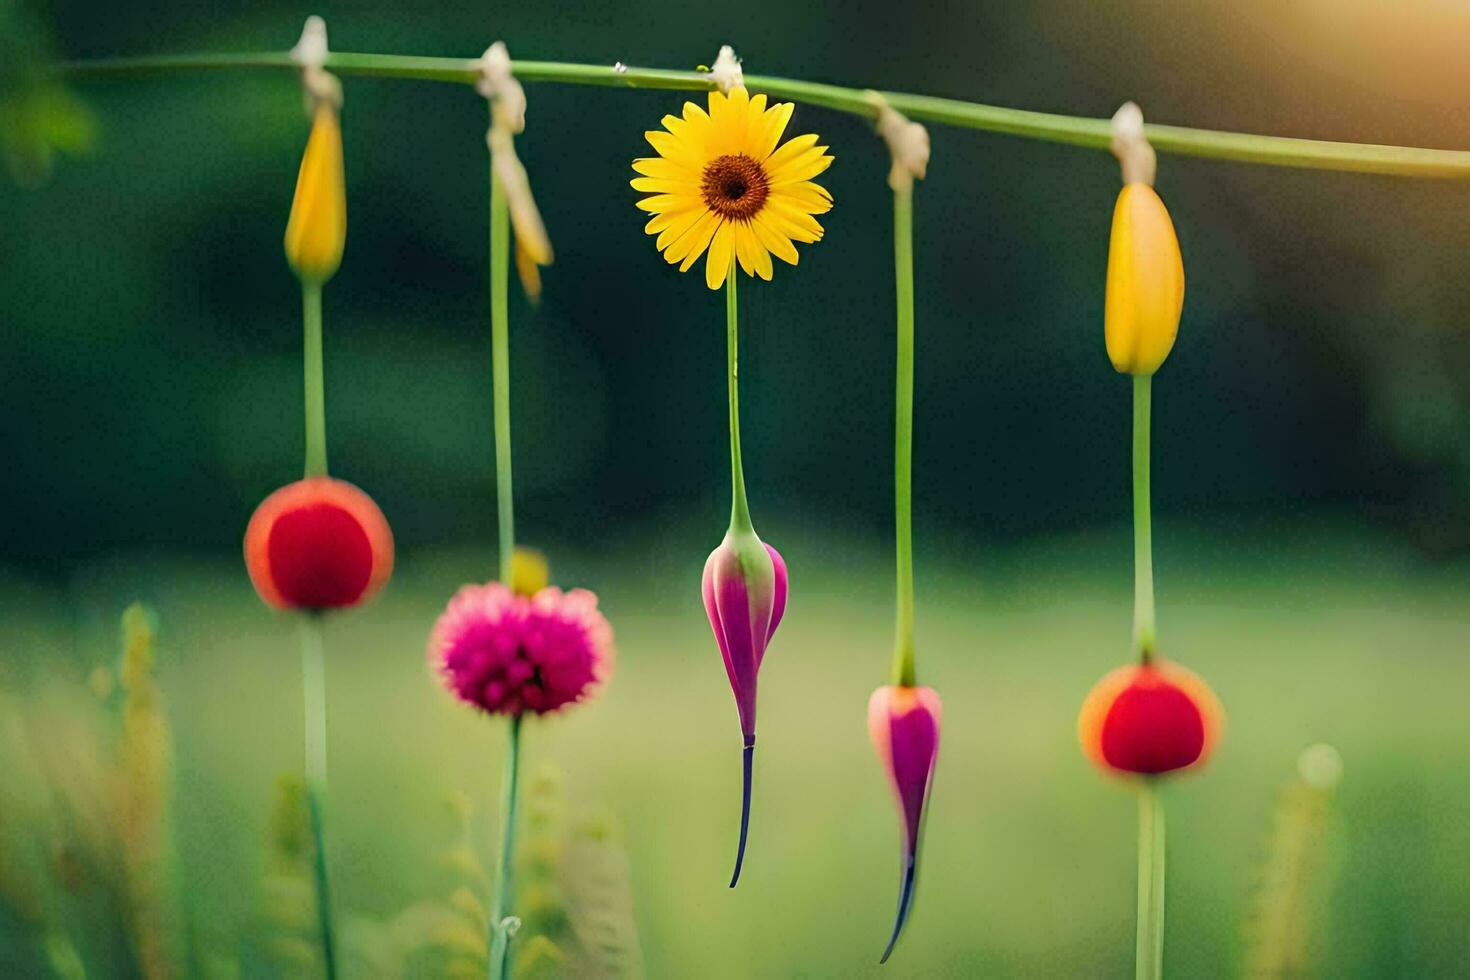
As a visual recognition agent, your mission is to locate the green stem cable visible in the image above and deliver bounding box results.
[299,615,338,980]
[1132,374,1156,662]
[726,264,753,533]
[1131,376,1164,979]
[302,281,328,478]
[488,713,523,980]
[1136,780,1166,980]
[890,183,917,689]
[490,171,514,584]
[60,51,1470,179]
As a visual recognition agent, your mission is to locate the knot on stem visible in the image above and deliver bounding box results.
[709,45,744,94]
[866,92,930,192]
[478,41,526,135]
[1110,101,1157,186]
[291,16,341,113]
[497,915,522,939]
[479,42,554,289]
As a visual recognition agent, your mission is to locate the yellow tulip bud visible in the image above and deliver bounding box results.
[1104,183,1184,375]
[284,102,346,284]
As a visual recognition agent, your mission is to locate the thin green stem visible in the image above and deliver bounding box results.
[726,265,752,533]
[488,714,523,980]
[299,615,337,980]
[890,183,916,689]
[1132,375,1156,662]
[490,170,514,585]
[59,51,1470,178]
[1136,781,1166,980]
[302,281,328,478]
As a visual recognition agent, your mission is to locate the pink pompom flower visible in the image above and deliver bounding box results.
[428,582,614,716]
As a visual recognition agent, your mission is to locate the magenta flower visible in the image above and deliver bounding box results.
[428,582,613,715]
[702,528,788,886]
[868,684,942,963]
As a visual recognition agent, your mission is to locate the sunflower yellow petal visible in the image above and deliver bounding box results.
[631,176,699,194]
[644,211,680,235]
[635,193,699,214]
[705,222,735,289]
[763,133,820,173]
[736,93,768,155]
[645,131,701,166]
[655,207,707,250]
[725,87,751,152]
[753,101,795,161]
[769,148,833,184]
[735,223,770,279]
[633,157,698,180]
[733,223,758,277]
[770,181,834,214]
[752,236,773,280]
[668,211,719,267]
[752,215,800,266]
[646,204,701,237]
[765,201,825,243]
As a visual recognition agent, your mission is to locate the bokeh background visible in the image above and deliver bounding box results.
[4,0,1470,976]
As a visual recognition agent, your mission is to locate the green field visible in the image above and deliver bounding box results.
[3,517,1467,977]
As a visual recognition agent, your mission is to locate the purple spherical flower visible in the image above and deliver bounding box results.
[428,582,613,715]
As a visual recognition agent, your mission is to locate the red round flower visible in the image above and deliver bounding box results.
[244,477,394,611]
[1078,659,1223,776]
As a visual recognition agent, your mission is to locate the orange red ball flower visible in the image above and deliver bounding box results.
[1078,659,1223,776]
[244,476,393,611]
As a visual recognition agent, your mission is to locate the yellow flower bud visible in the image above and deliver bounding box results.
[1104,183,1184,375]
[284,102,346,283]
[509,546,550,596]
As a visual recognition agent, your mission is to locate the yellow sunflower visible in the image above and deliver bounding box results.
[632,86,834,290]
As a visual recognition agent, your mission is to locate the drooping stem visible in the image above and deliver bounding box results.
[490,171,515,584]
[488,713,524,980]
[60,52,1470,179]
[302,281,328,478]
[1132,374,1156,662]
[726,265,753,533]
[1136,780,1166,980]
[729,742,754,888]
[889,183,917,688]
[299,615,337,980]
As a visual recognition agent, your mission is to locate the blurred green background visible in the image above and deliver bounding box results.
[3,0,1470,976]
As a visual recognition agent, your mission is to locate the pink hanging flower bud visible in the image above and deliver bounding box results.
[868,684,942,963]
[701,527,787,887]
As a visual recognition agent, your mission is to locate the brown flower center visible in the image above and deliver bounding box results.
[701,153,769,220]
